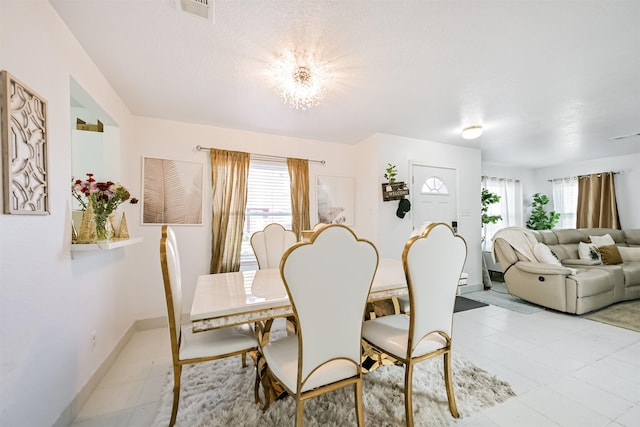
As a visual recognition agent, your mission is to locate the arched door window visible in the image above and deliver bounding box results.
[421,176,449,194]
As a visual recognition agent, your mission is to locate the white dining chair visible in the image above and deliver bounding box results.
[262,224,379,426]
[250,223,297,269]
[160,225,258,427]
[362,222,467,426]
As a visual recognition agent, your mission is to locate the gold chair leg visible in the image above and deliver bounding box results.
[169,363,182,427]
[443,351,459,418]
[295,399,304,427]
[242,351,247,368]
[355,380,365,427]
[404,362,414,427]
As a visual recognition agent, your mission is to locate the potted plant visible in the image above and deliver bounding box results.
[481,188,502,249]
[384,164,397,191]
[481,188,502,288]
[526,192,560,230]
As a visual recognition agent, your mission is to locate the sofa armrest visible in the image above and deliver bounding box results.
[514,261,572,275]
[562,259,601,267]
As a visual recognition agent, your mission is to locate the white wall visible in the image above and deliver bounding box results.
[358,134,483,287]
[129,117,358,320]
[3,5,461,424]
[482,153,640,230]
[533,153,640,229]
[0,3,489,425]
[481,162,536,226]
[0,2,139,426]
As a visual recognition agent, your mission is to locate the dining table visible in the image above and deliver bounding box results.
[189,257,408,407]
[190,257,407,332]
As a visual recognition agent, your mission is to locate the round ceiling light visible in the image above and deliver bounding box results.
[462,125,483,140]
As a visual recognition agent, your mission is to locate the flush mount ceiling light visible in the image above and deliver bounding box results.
[270,50,332,110]
[461,125,483,140]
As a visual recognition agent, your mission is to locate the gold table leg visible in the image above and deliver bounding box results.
[361,296,402,373]
[252,319,288,410]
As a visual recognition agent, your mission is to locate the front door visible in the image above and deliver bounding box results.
[411,165,457,230]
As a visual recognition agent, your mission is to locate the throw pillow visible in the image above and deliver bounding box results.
[578,242,602,262]
[589,234,615,248]
[533,243,562,265]
[599,245,623,265]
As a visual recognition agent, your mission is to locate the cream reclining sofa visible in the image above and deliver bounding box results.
[493,227,640,314]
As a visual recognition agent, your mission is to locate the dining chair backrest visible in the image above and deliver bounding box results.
[404,222,467,356]
[250,223,297,269]
[280,224,379,388]
[160,225,183,360]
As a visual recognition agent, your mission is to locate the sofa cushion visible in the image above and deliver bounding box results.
[534,243,561,265]
[584,229,626,243]
[554,229,586,245]
[624,230,640,247]
[578,242,602,262]
[620,262,640,288]
[590,234,615,248]
[600,245,623,265]
[536,230,558,245]
[619,247,640,262]
[573,268,615,297]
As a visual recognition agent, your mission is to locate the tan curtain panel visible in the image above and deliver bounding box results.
[287,158,311,239]
[576,172,620,229]
[209,149,250,273]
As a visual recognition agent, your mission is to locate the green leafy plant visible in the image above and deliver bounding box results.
[481,188,502,250]
[481,188,502,226]
[526,192,560,230]
[383,163,397,184]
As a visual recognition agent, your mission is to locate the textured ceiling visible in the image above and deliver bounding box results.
[50,0,640,168]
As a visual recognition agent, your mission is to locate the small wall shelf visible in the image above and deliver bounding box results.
[381,182,409,201]
[71,237,142,253]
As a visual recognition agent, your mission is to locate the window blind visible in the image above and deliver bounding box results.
[240,161,292,267]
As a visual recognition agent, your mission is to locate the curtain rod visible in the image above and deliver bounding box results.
[481,175,520,182]
[195,145,326,166]
[547,171,619,182]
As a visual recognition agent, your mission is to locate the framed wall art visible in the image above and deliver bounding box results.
[1,70,49,214]
[316,175,354,226]
[142,157,203,225]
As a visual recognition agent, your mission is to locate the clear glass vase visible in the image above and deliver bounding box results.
[94,212,112,241]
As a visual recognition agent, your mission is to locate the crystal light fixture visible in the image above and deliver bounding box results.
[271,50,331,110]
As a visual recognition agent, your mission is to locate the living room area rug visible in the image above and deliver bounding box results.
[583,299,640,332]
[152,351,514,427]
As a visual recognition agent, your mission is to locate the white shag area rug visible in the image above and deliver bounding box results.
[152,346,515,426]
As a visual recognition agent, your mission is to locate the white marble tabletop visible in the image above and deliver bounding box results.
[190,258,407,332]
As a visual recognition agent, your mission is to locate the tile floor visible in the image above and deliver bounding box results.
[71,303,640,427]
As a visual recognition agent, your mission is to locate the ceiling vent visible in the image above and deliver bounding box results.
[176,0,212,21]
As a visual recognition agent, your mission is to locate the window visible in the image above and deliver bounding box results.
[240,161,291,268]
[552,177,578,229]
[421,176,448,194]
[481,176,523,250]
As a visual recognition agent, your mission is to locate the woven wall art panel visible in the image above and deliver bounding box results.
[1,70,49,214]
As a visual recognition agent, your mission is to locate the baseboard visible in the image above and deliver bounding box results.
[136,315,169,331]
[460,283,484,294]
[53,316,168,427]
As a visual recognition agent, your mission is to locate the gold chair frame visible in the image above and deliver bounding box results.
[160,225,258,426]
[264,224,379,426]
[363,222,467,426]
